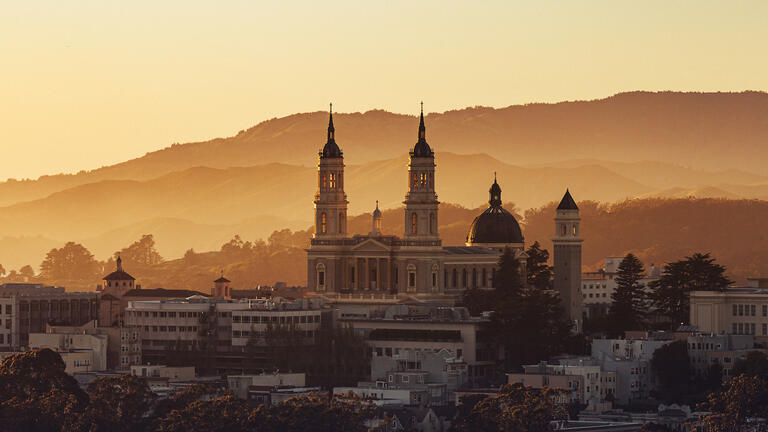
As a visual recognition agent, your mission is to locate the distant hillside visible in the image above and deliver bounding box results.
[2,91,768,207]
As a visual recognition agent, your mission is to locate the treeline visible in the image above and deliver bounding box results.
[3,198,767,291]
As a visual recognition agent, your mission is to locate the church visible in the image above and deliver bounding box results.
[306,106,582,323]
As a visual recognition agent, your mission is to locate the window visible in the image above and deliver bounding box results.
[763,305,767,317]
[482,268,487,287]
[432,272,437,288]
[763,323,767,336]
[329,173,336,188]
[739,305,744,316]
[462,269,467,288]
[318,271,325,287]
[561,224,566,236]
[407,264,416,291]
[338,212,344,233]
[411,213,418,234]
[572,225,577,236]
[412,174,418,188]
[452,269,457,288]
[320,212,327,234]
[751,305,756,316]
[429,213,435,235]
[732,323,737,334]
[733,305,738,316]
[322,173,327,188]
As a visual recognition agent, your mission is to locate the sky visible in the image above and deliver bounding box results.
[1,1,767,181]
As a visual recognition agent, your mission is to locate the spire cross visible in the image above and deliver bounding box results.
[494,171,497,182]
[329,102,332,114]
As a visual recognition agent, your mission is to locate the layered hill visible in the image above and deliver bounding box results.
[2,91,768,208]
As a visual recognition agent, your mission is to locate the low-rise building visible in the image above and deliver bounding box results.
[686,333,753,379]
[124,296,325,374]
[227,373,307,400]
[130,365,196,382]
[690,278,768,344]
[28,331,108,373]
[339,304,495,383]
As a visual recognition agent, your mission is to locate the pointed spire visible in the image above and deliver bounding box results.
[320,102,342,158]
[557,188,579,210]
[116,254,122,272]
[327,102,335,140]
[418,101,426,140]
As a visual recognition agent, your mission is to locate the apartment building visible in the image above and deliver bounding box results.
[28,331,108,373]
[581,257,660,318]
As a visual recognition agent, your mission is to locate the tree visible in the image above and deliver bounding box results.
[39,242,99,281]
[493,247,524,297]
[255,392,378,432]
[156,394,250,432]
[0,349,89,431]
[731,350,768,379]
[648,253,732,325]
[608,253,647,333]
[699,375,768,431]
[650,341,692,402]
[19,264,35,279]
[0,263,5,277]
[85,374,156,432]
[470,249,572,370]
[525,241,552,290]
[116,234,163,269]
[453,383,567,432]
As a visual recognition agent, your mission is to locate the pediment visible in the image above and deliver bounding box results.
[351,238,391,252]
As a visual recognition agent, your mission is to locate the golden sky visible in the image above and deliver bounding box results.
[1,1,767,180]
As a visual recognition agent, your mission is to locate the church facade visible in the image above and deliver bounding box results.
[306,107,579,306]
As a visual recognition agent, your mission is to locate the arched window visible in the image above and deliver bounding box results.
[411,213,418,234]
[316,263,326,291]
[429,213,435,235]
[329,173,336,188]
[320,213,327,234]
[407,264,417,292]
[322,173,327,189]
[420,173,427,186]
[338,212,344,233]
[431,264,439,291]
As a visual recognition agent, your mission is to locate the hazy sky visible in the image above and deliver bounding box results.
[1,1,767,180]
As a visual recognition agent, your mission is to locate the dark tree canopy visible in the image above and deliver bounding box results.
[525,241,552,290]
[608,253,647,333]
[648,252,732,325]
[39,242,99,281]
[650,340,693,402]
[699,375,768,431]
[453,383,566,432]
[115,234,164,269]
[732,350,768,379]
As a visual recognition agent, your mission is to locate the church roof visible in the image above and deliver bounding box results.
[557,189,579,210]
[214,276,230,283]
[466,177,524,245]
[103,256,135,281]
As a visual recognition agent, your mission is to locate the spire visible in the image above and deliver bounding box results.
[116,254,122,272]
[411,102,433,157]
[418,101,425,140]
[320,103,342,158]
[557,189,579,210]
[489,174,502,206]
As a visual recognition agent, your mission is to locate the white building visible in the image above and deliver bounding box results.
[581,257,661,318]
[28,331,109,373]
[690,278,768,344]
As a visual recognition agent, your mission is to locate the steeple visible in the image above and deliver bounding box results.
[418,101,426,140]
[557,189,579,210]
[411,102,433,158]
[320,103,342,159]
[116,254,123,272]
[489,172,502,206]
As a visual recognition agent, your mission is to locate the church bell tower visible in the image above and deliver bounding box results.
[313,104,348,239]
[553,189,583,332]
[403,103,439,241]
